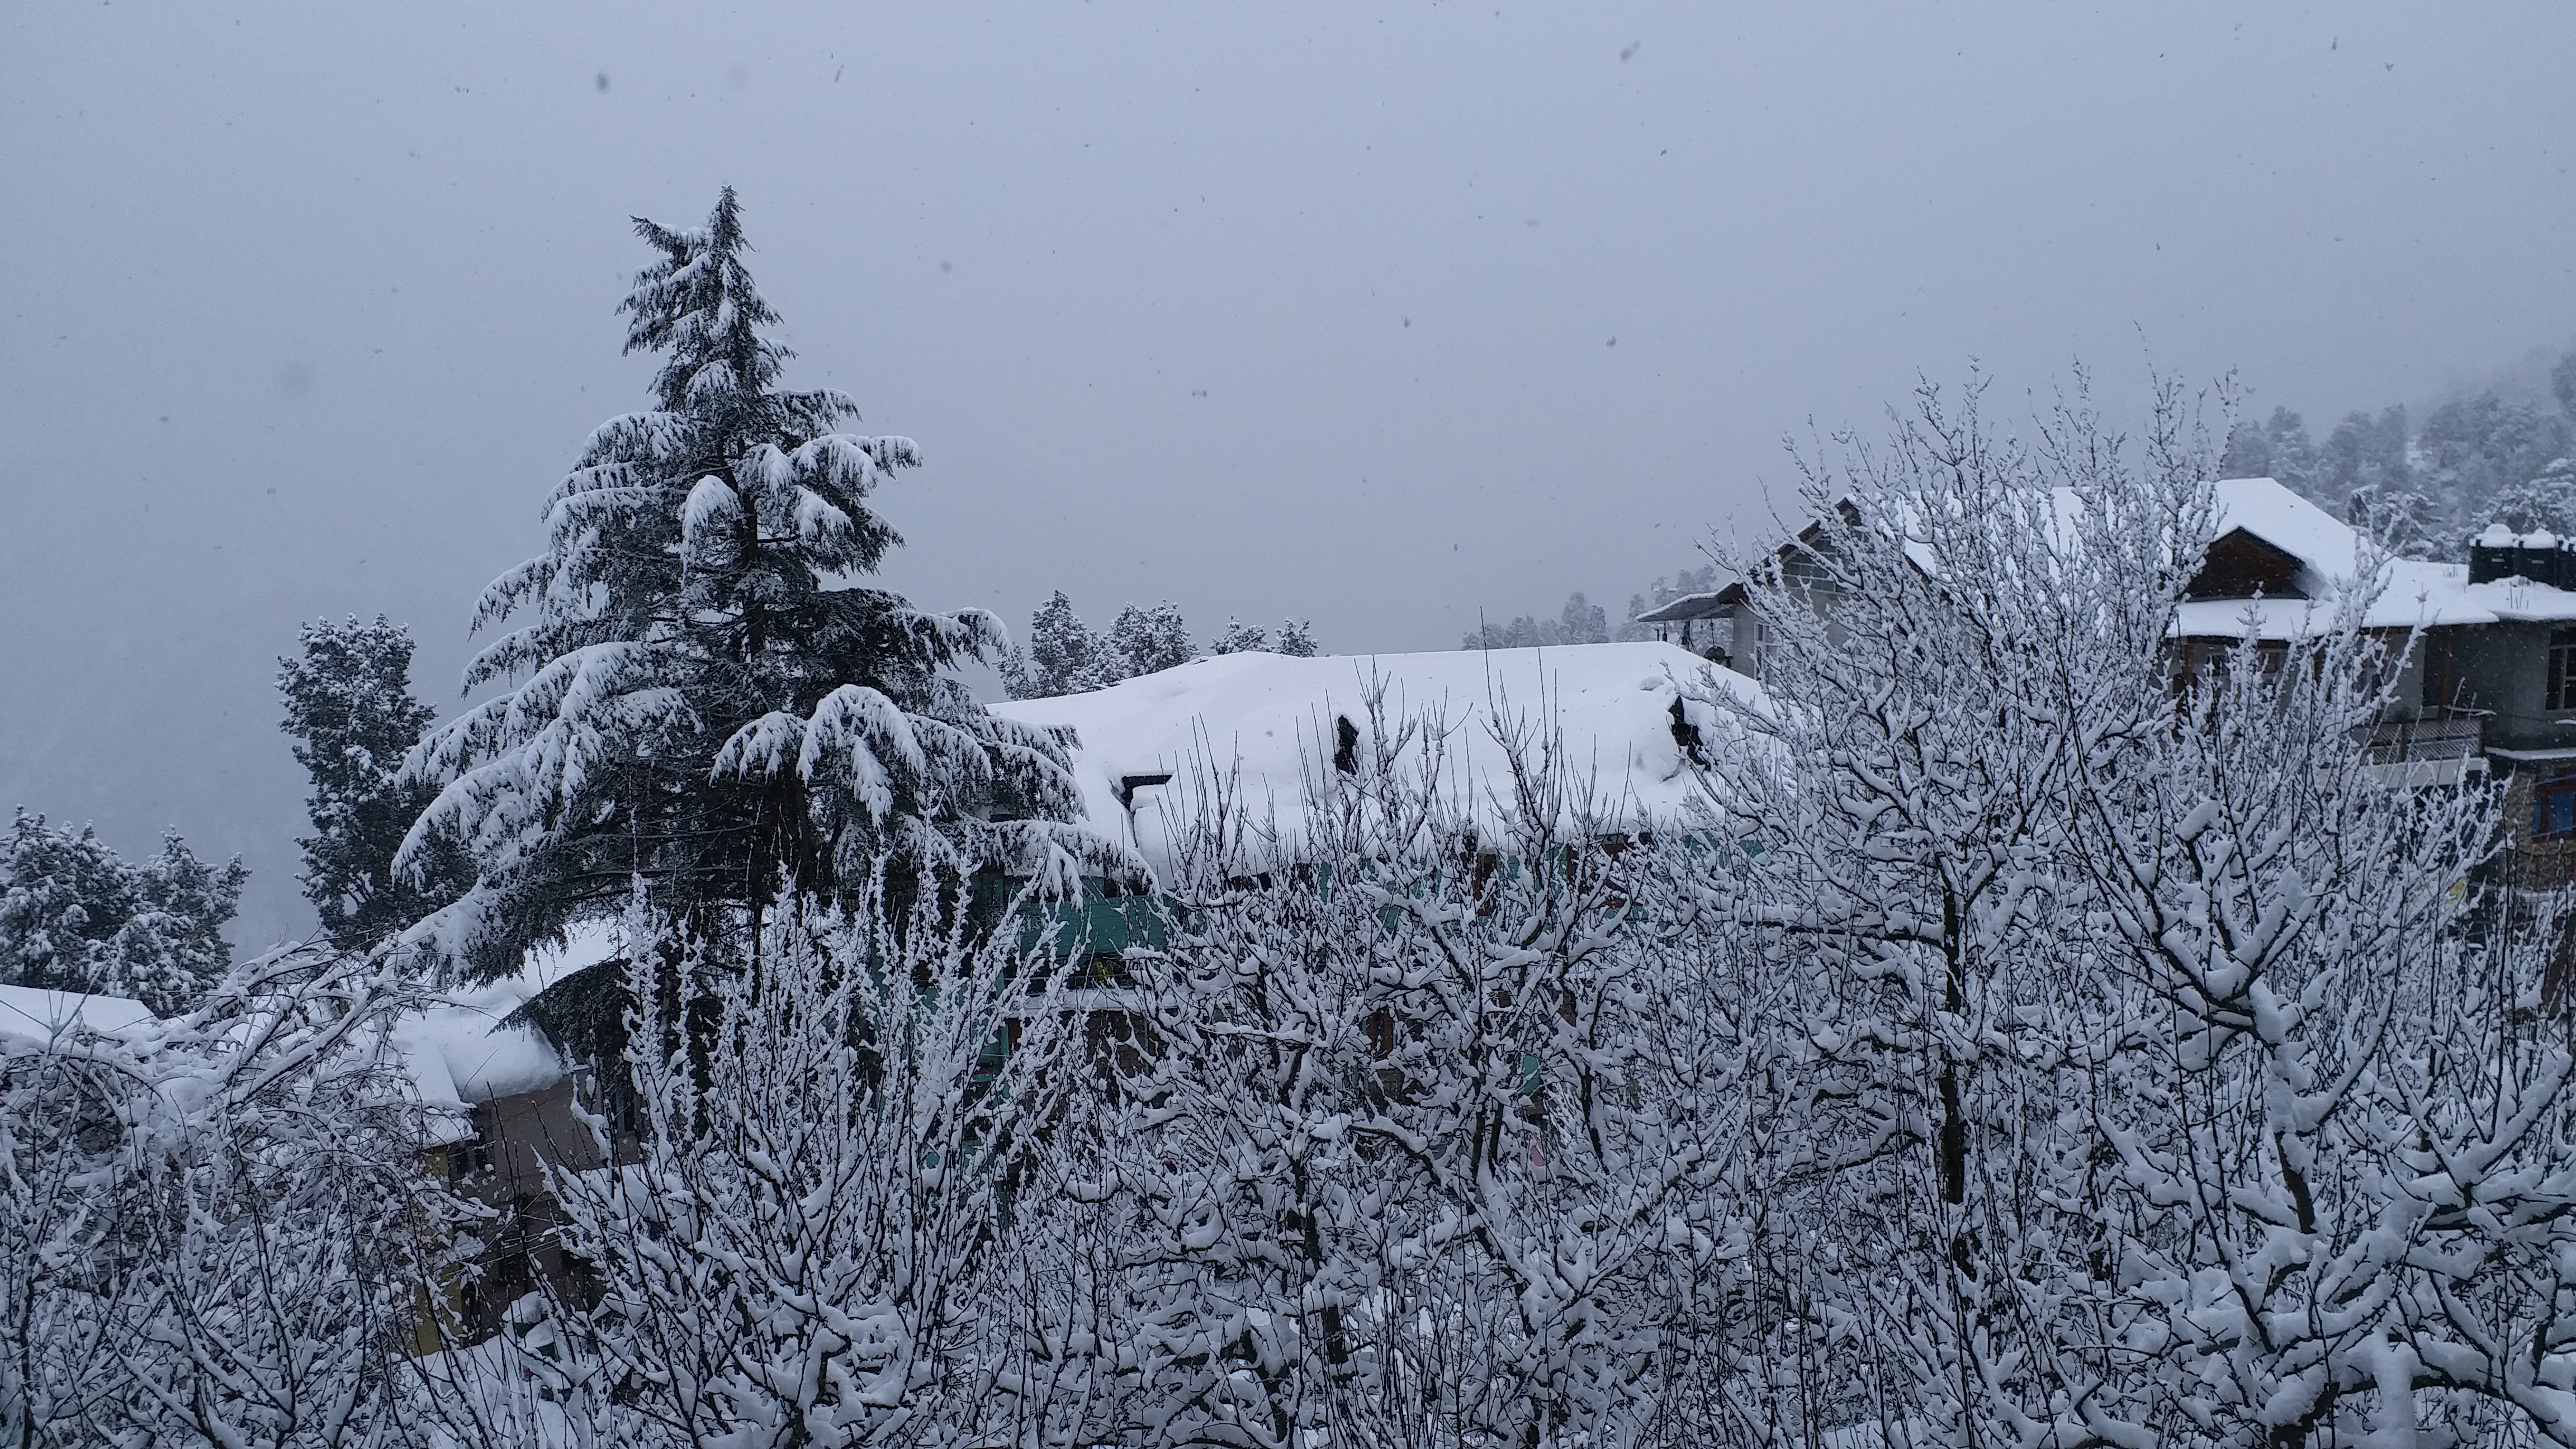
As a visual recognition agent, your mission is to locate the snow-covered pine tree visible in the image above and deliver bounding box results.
[1106,602,1192,676]
[399,191,1125,981]
[2482,454,2576,537]
[0,809,245,1015]
[1208,618,1268,655]
[280,615,471,949]
[1555,590,1609,645]
[1202,617,1319,659]
[1002,590,1116,699]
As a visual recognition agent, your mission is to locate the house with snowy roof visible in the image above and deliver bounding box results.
[1647,476,2576,860]
[990,641,1762,886]
[0,943,605,1346]
[2116,477,2576,837]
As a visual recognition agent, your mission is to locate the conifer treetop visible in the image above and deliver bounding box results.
[400,192,1125,980]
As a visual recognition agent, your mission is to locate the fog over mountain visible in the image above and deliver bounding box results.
[6,2,2574,950]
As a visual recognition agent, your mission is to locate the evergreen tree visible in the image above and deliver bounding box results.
[2482,456,2576,537]
[2317,406,2416,508]
[1461,614,1545,650]
[1615,563,1722,641]
[0,810,244,1014]
[2347,480,2446,557]
[400,191,1120,980]
[1106,601,1192,676]
[2219,415,2274,480]
[2418,391,2571,527]
[1462,590,1611,650]
[280,616,470,949]
[2219,406,2319,496]
[1001,590,1116,699]
[1273,618,1318,656]
[1207,618,1269,655]
[1556,590,1609,645]
[1209,616,1320,658]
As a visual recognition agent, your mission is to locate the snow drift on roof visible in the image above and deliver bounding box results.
[0,983,156,1043]
[381,920,614,1120]
[991,642,1762,875]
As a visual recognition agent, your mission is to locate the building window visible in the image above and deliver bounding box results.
[2536,772,2576,839]
[2550,631,2576,712]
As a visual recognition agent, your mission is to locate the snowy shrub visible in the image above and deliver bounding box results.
[1680,375,2576,1445]
[1031,689,1745,1449]
[485,877,1092,1448]
[0,944,453,1447]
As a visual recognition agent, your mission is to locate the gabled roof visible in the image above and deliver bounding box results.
[1664,476,2576,642]
[2175,476,2576,638]
[991,643,1765,875]
[379,926,602,1126]
[0,944,593,1145]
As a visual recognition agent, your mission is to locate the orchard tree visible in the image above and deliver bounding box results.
[0,944,448,1447]
[399,190,1125,981]
[280,616,470,949]
[1683,374,2576,1445]
[484,880,1087,1447]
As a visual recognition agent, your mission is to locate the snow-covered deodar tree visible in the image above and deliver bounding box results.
[1684,374,2576,1445]
[281,615,472,950]
[398,190,1126,984]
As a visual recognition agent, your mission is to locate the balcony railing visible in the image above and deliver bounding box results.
[2357,711,2486,788]
[2361,712,2483,764]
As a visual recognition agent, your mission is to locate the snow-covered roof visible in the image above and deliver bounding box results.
[991,642,1762,875]
[0,983,156,1044]
[379,922,612,1131]
[2,939,599,1147]
[2172,476,2576,638]
[1633,590,1733,624]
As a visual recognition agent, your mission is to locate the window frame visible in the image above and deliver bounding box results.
[2549,630,2576,713]
[2535,770,2576,840]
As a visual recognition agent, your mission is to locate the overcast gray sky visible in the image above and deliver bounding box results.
[6,1,2574,950]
